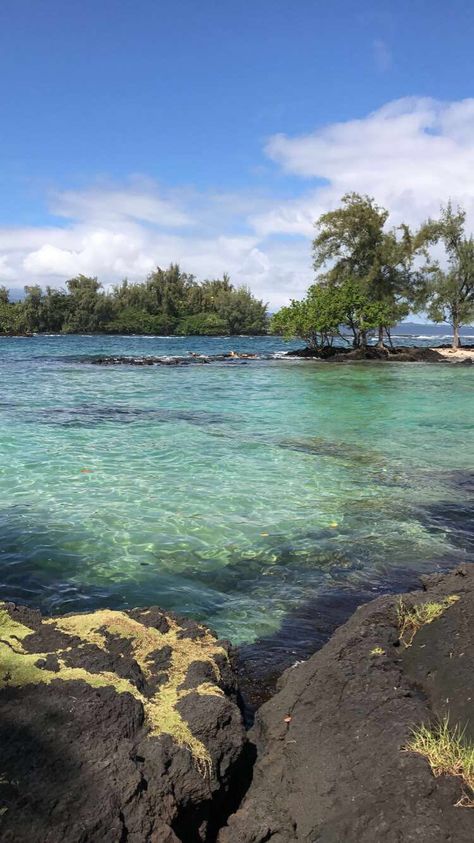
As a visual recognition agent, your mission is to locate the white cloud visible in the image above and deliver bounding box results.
[3,97,474,307]
[258,97,474,239]
[51,182,192,228]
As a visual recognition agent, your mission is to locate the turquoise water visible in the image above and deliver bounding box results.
[0,334,473,647]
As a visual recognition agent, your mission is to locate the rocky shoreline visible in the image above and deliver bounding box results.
[1,566,473,841]
[286,344,474,363]
[221,564,474,842]
[78,345,474,366]
[0,605,249,842]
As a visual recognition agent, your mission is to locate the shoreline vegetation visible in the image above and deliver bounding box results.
[272,193,474,353]
[0,267,268,337]
[0,264,268,336]
[1,194,473,350]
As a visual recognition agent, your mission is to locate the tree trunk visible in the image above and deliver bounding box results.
[452,320,461,350]
[360,329,368,349]
[348,319,359,348]
[377,324,384,348]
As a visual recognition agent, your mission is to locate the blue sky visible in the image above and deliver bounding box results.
[1,0,473,305]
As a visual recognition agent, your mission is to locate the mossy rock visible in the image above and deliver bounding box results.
[0,602,247,842]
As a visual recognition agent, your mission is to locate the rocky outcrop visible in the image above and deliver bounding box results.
[0,603,248,842]
[219,565,474,843]
[2,568,474,842]
[287,344,474,362]
[84,353,262,366]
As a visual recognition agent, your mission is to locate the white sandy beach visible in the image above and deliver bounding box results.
[433,347,474,361]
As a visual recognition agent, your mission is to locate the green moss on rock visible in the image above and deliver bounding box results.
[0,603,227,769]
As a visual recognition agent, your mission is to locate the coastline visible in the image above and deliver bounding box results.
[433,346,474,361]
[80,344,474,366]
[285,344,474,363]
[220,564,474,842]
[2,564,474,841]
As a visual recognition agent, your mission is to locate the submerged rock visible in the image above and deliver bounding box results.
[0,604,248,842]
[83,352,263,366]
[219,565,474,842]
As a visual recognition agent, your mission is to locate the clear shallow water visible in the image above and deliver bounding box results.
[0,333,473,647]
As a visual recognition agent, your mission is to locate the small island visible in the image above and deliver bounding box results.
[2,195,473,359]
[272,194,474,355]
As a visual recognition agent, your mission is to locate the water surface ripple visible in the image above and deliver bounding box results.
[0,334,472,649]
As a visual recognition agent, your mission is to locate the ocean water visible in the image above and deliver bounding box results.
[0,333,473,652]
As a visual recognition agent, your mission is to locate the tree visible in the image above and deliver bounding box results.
[42,287,71,331]
[213,283,268,334]
[335,279,407,348]
[1,266,268,335]
[140,264,196,321]
[419,204,474,349]
[21,285,45,332]
[271,285,341,350]
[62,275,113,333]
[271,280,397,351]
[0,295,23,334]
[176,312,229,336]
[313,193,421,347]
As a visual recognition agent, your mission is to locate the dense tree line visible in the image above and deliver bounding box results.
[2,198,473,344]
[0,265,268,336]
[272,194,474,350]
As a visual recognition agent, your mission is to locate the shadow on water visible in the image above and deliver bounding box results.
[234,558,463,724]
[0,505,122,613]
[0,505,234,618]
[416,469,474,554]
[235,470,474,721]
[1,467,473,728]
[0,504,367,621]
[277,435,384,466]
[22,404,235,429]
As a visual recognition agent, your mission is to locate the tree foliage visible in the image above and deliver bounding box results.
[272,193,473,352]
[312,193,423,346]
[271,279,399,349]
[3,195,474,349]
[0,265,268,336]
[418,204,474,348]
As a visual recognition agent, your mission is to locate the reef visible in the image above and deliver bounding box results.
[83,352,262,366]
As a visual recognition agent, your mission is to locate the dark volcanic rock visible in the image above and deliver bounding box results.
[84,352,262,366]
[0,603,247,842]
[286,345,451,362]
[219,565,474,843]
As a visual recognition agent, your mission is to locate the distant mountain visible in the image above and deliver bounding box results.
[395,322,474,336]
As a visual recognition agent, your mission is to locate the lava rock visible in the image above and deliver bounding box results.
[219,565,474,843]
[0,603,247,842]
[286,345,451,362]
